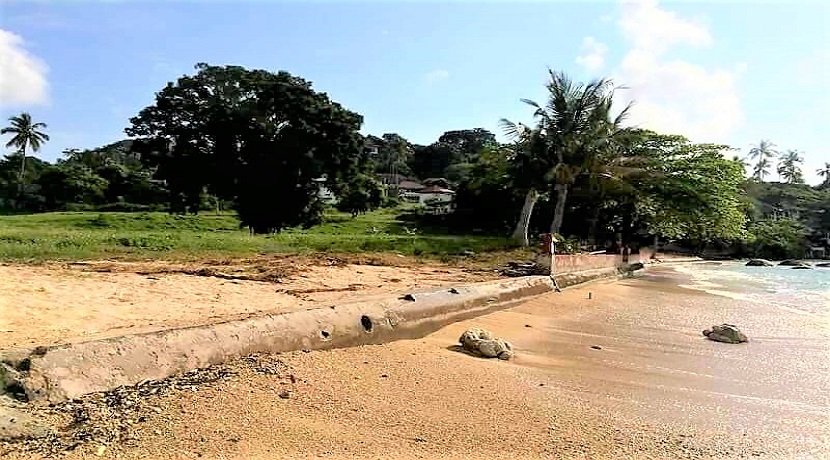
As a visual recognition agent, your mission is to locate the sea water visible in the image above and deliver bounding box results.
[674,261,830,314]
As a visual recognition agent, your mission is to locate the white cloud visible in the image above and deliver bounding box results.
[601,0,743,142]
[0,29,48,107]
[576,37,608,73]
[425,69,449,84]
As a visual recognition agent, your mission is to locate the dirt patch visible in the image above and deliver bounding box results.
[0,256,497,349]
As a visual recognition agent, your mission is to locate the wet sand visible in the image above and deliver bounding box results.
[5,266,829,459]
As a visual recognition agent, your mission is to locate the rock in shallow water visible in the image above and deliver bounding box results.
[778,259,808,267]
[745,259,774,267]
[703,324,748,344]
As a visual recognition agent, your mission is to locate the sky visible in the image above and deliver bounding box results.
[1,0,828,184]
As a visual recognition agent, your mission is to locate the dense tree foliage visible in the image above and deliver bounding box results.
[2,66,826,259]
[126,63,366,233]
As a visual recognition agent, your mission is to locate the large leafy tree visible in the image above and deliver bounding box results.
[407,129,496,182]
[335,172,384,217]
[127,63,365,233]
[437,128,497,163]
[367,133,413,178]
[777,149,804,184]
[629,131,748,245]
[1,113,50,193]
[38,163,109,209]
[501,70,632,243]
[747,139,777,182]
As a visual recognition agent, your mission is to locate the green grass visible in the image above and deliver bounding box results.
[0,209,517,262]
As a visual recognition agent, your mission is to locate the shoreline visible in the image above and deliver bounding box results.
[4,264,828,459]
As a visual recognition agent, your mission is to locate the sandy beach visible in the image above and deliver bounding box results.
[4,264,829,459]
[0,260,494,349]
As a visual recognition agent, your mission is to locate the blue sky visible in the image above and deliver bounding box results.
[1,0,827,184]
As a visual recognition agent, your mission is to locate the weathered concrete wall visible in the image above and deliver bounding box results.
[539,250,657,276]
[1,249,684,404]
[552,254,619,274]
[4,277,555,403]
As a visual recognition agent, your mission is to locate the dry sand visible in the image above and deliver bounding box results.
[4,265,828,459]
[0,260,493,349]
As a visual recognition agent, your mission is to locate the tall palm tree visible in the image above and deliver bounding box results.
[817,162,830,186]
[777,149,804,184]
[1,113,50,192]
[501,70,632,240]
[747,139,777,182]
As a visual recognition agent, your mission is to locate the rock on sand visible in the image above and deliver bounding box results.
[702,324,748,344]
[458,328,514,360]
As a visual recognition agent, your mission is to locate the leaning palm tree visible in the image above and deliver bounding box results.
[747,140,777,182]
[500,70,632,243]
[498,120,545,245]
[817,162,830,186]
[1,113,49,193]
[777,149,804,184]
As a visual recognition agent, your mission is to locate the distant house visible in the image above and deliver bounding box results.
[374,174,455,214]
[313,177,337,204]
[401,185,455,214]
[808,246,826,259]
[398,180,425,192]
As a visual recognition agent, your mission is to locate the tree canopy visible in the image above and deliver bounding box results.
[126,63,366,233]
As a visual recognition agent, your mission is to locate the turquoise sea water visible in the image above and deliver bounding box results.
[674,262,830,314]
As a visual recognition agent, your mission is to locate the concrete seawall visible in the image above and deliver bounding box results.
[4,276,557,403]
[1,253,694,404]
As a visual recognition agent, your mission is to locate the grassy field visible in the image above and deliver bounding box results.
[0,209,519,262]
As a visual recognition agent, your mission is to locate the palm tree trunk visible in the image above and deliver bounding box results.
[511,189,539,246]
[550,183,569,235]
[17,149,26,197]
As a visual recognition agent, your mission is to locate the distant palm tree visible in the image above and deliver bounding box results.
[817,162,830,186]
[777,149,804,184]
[1,113,49,193]
[752,157,771,182]
[747,139,777,182]
[732,155,750,176]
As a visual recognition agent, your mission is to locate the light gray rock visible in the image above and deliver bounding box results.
[458,328,514,359]
[477,339,509,358]
[745,259,774,267]
[703,324,748,344]
[497,350,514,360]
[458,328,486,352]
[779,259,808,267]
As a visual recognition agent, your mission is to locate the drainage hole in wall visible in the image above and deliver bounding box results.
[360,315,373,332]
[320,330,331,340]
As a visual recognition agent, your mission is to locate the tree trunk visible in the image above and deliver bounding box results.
[511,189,539,246]
[550,183,569,235]
[17,149,26,197]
